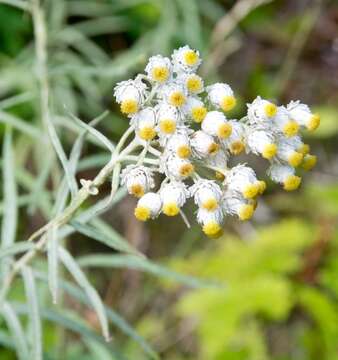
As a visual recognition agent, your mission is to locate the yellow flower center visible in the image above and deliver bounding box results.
[230,141,245,155]
[134,206,150,221]
[302,154,317,171]
[307,114,320,131]
[177,145,191,159]
[179,163,194,177]
[215,171,225,181]
[238,204,254,221]
[257,180,266,195]
[283,121,299,137]
[298,144,310,155]
[202,221,222,237]
[152,66,169,83]
[283,175,301,191]
[221,96,236,112]
[187,76,202,93]
[208,142,220,155]
[184,50,199,66]
[138,126,156,141]
[288,151,303,168]
[201,198,218,211]
[159,119,176,134]
[169,91,186,107]
[264,102,277,118]
[262,143,277,159]
[242,184,259,199]
[191,106,207,123]
[162,202,180,217]
[120,99,138,114]
[130,184,144,198]
[217,123,232,139]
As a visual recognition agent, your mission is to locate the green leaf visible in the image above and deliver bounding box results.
[58,247,111,342]
[1,127,18,276]
[21,266,42,360]
[1,302,29,360]
[47,226,59,304]
[70,221,141,256]
[0,242,35,260]
[77,254,217,289]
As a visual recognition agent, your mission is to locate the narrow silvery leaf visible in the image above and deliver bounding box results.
[47,226,59,304]
[0,110,41,138]
[58,247,111,341]
[21,266,42,360]
[0,242,35,261]
[1,128,18,276]
[1,302,29,360]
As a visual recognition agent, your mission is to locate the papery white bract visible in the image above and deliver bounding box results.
[113,45,319,238]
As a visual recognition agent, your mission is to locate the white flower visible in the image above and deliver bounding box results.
[145,55,172,83]
[287,100,320,131]
[206,83,236,112]
[165,128,192,158]
[160,181,189,216]
[222,120,246,155]
[121,165,154,197]
[181,96,207,123]
[225,165,264,199]
[246,129,278,160]
[223,193,255,221]
[160,82,187,108]
[196,207,224,237]
[202,111,232,139]
[190,130,220,158]
[114,79,147,115]
[179,73,204,94]
[134,192,162,221]
[276,137,304,168]
[268,164,301,191]
[273,106,299,137]
[131,107,157,141]
[162,152,194,180]
[247,96,278,123]
[156,102,182,136]
[171,45,202,73]
[190,180,222,211]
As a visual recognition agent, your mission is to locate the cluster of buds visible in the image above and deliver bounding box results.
[114,45,319,238]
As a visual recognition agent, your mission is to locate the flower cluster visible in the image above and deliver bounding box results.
[114,45,319,238]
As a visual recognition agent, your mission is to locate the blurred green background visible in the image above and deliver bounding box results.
[0,0,337,359]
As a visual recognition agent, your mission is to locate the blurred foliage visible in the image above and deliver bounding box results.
[0,0,338,359]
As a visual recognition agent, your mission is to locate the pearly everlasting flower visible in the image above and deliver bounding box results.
[225,165,264,199]
[206,83,236,112]
[161,152,194,180]
[196,207,224,237]
[247,96,278,123]
[112,45,319,237]
[222,120,246,155]
[131,107,157,141]
[134,192,162,221]
[114,79,147,115]
[156,102,182,136]
[276,137,304,168]
[223,193,255,221]
[165,129,192,158]
[287,101,320,131]
[172,45,201,73]
[121,165,154,197]
[182,97,207,123]
[202,111,232,139]
[247,129,278,160]
[190,180,222,211]
[160,181,189,216]
[268,164,301,191]
[145,55,172,83]
[190,130,220,158]
[273,106,300,137]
